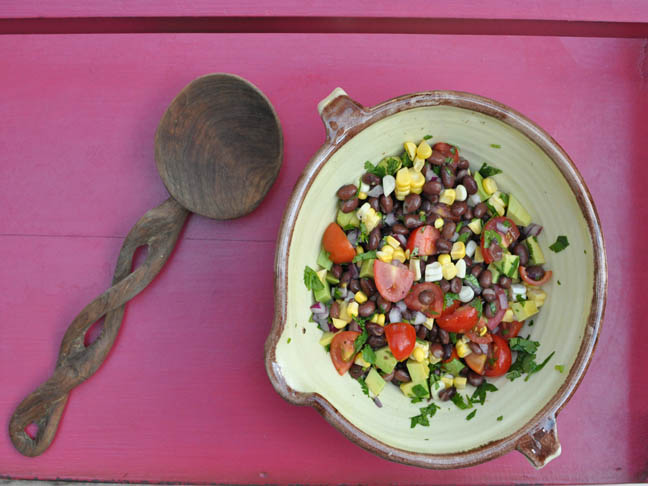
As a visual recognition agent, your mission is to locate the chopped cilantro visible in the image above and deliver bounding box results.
[490,144,501,149]
[287,338,291,344]
[469,298,483,317]
[451,393,473,410]
[557,280,561,286]
[497,415,503,421]
[464,274,481,290]
[410,403,440,428]
[353,322,369,354]
[411,247,420,258]
[478,162,503,178]
[489,302,497,315]
[324,344,331,352]
[353,250,377,263]
[470,382,498,406]
[515,294,526,303]
[445,156,454,164]
[507,345,555,382]
[412,384,428,398]
[458,232,471,244]
[528,320,534,327]
[509,337,540,354]
[419,211,427,222]
[450,146,456,154]
[357,377,370,397]
[482,229,501,249]
[401,150,413,168]
[423,134,433,140]
[449,332,458,344]
[549,235,569,253]
[444,292,460,309]
[303,266,324,291]
[555,364,565,373]
[359,222,369,244]
[364,160,384,178]
[466,410,477,421]
[362,345,376,365]
[432,165,441,176]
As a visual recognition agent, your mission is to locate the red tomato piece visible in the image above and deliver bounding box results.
[384,323,417,361]
[465,329,493,345]
[499,320,524,339]
[432,142,459,164]
[440,299,460,318]
[330,331,360,375]
[480,217,520,264]
[484,334,512,377]
[436,304,479,333]
[322,222,355,264]
[519,266,553,286]
[373,260,415,303]
[465,352,487,375]
[406,225,440,257]
[404,282,444,318]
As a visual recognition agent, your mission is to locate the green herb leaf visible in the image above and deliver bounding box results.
[458,232,471,244]
[469,297,483,317]
[482,229,501,249]
[324,344,331,352]
[444,292,460,309]
[364,160,385,178]
[549,235,570,253]
[423,134,433,140]
[557,280,561,285]
[525,351,555,381]
[466,409,477,421]
[401,150,413,168]
[410,403,440,428]
[555,364,565,373]
[470,382,498,406]
[412,384,428,398]
[464,274,481,290]
[362,345,376,365]
[528,320,534,327]
[497,415,503,421]
[449,332,458,344]
[490,144,501,149]
[509,337,540,354]
[489,302,497,315]
[357,377,370,397]
[419,211,427,222]
[353,322,369,354]
[287,338,291,344]
[304,266,324,291]
[353,250,377,263]
[478,162,503,178]
[451,393,473,410]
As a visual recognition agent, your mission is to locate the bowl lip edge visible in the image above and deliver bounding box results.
[264,89,608,469]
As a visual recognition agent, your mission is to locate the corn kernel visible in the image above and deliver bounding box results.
[370,313,379,323]
[451,241,466,260]
[439,188,456,205]
[377,313,385,326]
[423,317,435,330]
[404,142,417,161]
[405,249,411,260]
[502,308,514,322]
[355,291,368,304]
[453,376,467,389]
[442,262,458,280]
[393,247,406,263]
[332,317,348,329]
[438,253,451,265]
[377,250,392,263]
[358,191,368,200]
[441,375,455,388]
[412,347,426,363]
[416,140,432,159]
[396,167,411,187]
[434,217,444,229]
[467,218,482,235]
[473,246,484,263]
[479,325,488,336]
[380,245,394,255]
[409,169,425,194]
[456,340,472,358]
[386,235,401,248]
[483,177,498,195]
[347,301,359,318]
[356,246,364,255]
[413,157,425,172]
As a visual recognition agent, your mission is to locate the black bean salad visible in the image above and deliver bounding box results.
[303,138,564,426]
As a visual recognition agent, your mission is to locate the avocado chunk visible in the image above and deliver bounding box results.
[319,331,335,347]
[487,263,501,283]
[400,380,430,398]
[375,347,397,374]
[406,359,430,383]
[511,300,539,321]
[442,358,465,377]
[474,172,490,201]
[506,194,532,227]
[494,252,520,279]
[312,269,331,304]
[325,272,340,285]
[365,367,386,396]
[336,209,360,229]
[524,236,546,265]
[317,247,333,270]
[487,191,507,217]
[359,258,375,278]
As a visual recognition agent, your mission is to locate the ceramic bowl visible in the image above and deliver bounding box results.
[264,89,606,469]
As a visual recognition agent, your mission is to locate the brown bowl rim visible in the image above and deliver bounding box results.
[264,90,607,469]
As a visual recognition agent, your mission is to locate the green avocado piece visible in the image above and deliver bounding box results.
[406,359,429,383]
[495,252,520,279]
[359,258,375,278]
[325,272,340,285]
[317,247,333,270]
[487,191,507,217]
[442,358,465,377]
[487,263,501,283]
[319,332,335,347]
[474,171,490,201]
[375,347,397,374]
[365,367,386,396]
[336,209,360,229]
[506,194,532,227]
[400,380,430,398]
[312,269,331,304]
[511,300,539,321]
[524,236,546,265]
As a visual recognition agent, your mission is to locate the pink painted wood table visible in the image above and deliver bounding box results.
[1,3,647,484]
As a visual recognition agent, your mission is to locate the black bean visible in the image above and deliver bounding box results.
[340,197,359,213]
[337,184,358,200]
[423,179,443,196]
[393,233,407,247]
[391,223,409,235]
[458,157,470,170]
[394,205,404,220]
[471,264,483,278]
[427,324,438,342]
[430,342,444,359]
[379,195,394,213]
[340,271,351,286]
[489,243,503,262]
[450,277,462,294]
[368,227,381,250]
[425,193,440,204]
[479,270,493,288]
[436,238,452,253]
[498,275,512,288]
[429,151,446,166]
[438,386,457,402]
[368,335,387,349]
[348,263,359,279]
[349,279,361,293]
[419,259,426,278]
[512,243,530,266]
[463,255,473,267]
[417,325,428,340]
[459,227,472,239]
[349,364,365,379]
[463,206,473,221]
[366,322,384,337]
[462,175,478,195]
[358,300,376,317]
[459,366,470,377]
[402,308,413,321]
[368,196,380,212]
[473,202,488,219]
[403,193,422,214]
[441,165,456,188]
[403,214,424,229]
[451,201,468,217]
[376,295,391,313]
[456,169,469,180]
[439,328,450,345]
[360,278,376,296]
[484,300,498,318]
[468,341,483,355]
[330,264,343,279]
[419,290,435,305]
[381,370,395,382]
[421,200,433,215]
[330,301,340,319]
[482,287,496,302]
[441,221,456,240]
[362,172,380,186]
[467,371,485,387]
[439,280,451,293]
[393,369,411,383]
[348,320,361,332]
[526,265,546,281]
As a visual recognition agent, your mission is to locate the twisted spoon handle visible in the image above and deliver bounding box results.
[9,197,189,457]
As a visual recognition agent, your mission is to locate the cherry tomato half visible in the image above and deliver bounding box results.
[480,217,520,264]
[465,352,487,375]
[432,142,459,165]
[436,304,479,333]
[499,320,524,339]
[441,299,460,318]
[484,334,512,377]
[373,260,415,303]
[322,222,355,264]
[519,266,553,286]
[330,331,360,375]
[384,322,416,361]
[406,225,440,257]
[404,282,444,318]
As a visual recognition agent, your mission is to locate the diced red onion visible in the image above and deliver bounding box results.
[395,300,407,312]
[347,229,359,246]
[524,223,543,237]
[348,261,359,279]
[373,396,383,408]
[479,343,489,354]
[384,212,397,226]
[367,185,384,198]
[389,307,402,323]
[497,290,509,310]
[496,221,510,234]
[486,289,507,330]
[310,302,328,315]
[413,311,427,325]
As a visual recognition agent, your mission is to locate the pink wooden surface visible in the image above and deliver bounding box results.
[1,33,647,484]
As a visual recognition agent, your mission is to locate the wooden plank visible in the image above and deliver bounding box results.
[0,33,647,484]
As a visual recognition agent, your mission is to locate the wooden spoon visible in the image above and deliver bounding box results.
[9,73,283,457]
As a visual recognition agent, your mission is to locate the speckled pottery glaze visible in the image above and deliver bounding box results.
[265,89,606,469]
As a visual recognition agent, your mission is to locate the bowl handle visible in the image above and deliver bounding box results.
[515,413,562,468]
[317,87,369,143]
